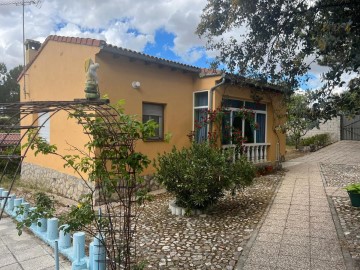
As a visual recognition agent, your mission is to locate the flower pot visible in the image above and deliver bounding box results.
[348,192,360,207]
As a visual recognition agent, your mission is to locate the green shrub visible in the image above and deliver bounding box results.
[16,192,55,235]
[300,133,330,147]
[299,136,315,146]
[155,143,255,210]
[0,145,21,175]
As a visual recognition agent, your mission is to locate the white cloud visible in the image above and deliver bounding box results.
[0,0,209,70]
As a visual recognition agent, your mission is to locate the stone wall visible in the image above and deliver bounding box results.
[142,174,163,191]
[21,162,162,201]
[21,162,93,201]
[303,117,341,142]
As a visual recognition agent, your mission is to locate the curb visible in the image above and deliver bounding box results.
[319,162,356,270]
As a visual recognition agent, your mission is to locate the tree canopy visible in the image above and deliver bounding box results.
[286,93,318,148]
[197,0,360,117]
[0,63,22,103]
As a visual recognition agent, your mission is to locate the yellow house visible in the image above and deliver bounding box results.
[19,35,286,200]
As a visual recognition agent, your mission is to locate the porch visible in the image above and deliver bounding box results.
[222,143,270,164]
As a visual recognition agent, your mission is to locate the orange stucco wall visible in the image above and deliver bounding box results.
[20,39,286,180]
[95,51,198,173]
[20,41,100,177]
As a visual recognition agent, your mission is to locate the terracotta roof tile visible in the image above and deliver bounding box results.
[200,68,223,77]
[0,133,20,146]
[93,39,101,47]
[18,34,201,81]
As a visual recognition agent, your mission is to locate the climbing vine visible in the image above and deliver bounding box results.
[190,106,257,149]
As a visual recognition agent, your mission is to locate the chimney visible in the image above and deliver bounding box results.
[25,39,41,65]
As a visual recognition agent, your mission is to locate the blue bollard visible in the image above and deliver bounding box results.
[71,231,87,270]
[47,218,59,240]
[29,207,37,229]
[21,202,30,220]
[92,234,106,270]
[89,242,94,270]
[0,188,4,203]
[13,198,23,216]
[6,194,15,212]
[37,217,47,233]
[59,225,71,249]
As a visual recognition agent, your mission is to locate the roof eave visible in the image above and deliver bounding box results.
[223,74,284,93]
[101,46,201,74]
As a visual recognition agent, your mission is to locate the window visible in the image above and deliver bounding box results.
[221,99,266,145]
[193,91,209,143]
[38,112,50,143]
[142,103,164,140]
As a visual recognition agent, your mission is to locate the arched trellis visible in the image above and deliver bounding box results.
[0,99,142,269]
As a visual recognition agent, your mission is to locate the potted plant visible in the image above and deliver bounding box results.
[344,183,360,207]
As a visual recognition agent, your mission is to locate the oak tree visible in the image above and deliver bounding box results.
[197,0,360,117]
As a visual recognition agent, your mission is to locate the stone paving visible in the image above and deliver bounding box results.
[0,215,71,270]
[136,174,283,269]
[289,141,360,165]
[239,140,360,270]
[1,141,359,270]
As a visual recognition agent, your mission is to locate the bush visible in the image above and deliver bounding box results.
[16,192,55,235]
[155,143,255,210]
[0,145,21,175]
[300,133,331,147]
[256,164,274,176]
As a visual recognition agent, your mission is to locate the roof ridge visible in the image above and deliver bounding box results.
[18,34,201,81]
[46,35,106,47]
[18,35,106,81]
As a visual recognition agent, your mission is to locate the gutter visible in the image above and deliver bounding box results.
[209,75,226,111]
[209,75,226,131]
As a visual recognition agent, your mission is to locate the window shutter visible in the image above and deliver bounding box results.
[143,104,162,116]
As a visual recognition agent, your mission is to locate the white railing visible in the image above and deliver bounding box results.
[222,143,270,164]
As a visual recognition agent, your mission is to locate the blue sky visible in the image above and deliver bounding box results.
[0,0,331,91]
[144,29,211,68]
[0,0,210,70]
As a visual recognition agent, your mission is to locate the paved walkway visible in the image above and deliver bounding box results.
[0,216,71,270]
[239,141,360,270]
[1,141,359,270]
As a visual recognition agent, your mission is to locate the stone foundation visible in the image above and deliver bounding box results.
[21,162,93,201]
[21,163,162,201]
[142,174,162,192]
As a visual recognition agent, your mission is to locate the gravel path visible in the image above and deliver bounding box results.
[135,173,283,270]
[322,164,360,187]
[321,163,360,269]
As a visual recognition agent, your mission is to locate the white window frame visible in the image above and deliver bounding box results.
[222,100,267,145]
[38,112,50,143]
[193,90,209,143]
[142,103,164,141]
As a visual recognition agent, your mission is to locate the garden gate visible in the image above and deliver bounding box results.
[341,115,360,141]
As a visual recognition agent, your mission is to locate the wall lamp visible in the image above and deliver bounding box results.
[132,81,141,89]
